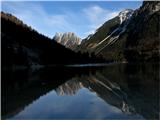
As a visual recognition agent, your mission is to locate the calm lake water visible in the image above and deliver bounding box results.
[2,63,159,119]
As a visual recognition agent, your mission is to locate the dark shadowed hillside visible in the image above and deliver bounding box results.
[1,12,105,68]
[124,1,160,62]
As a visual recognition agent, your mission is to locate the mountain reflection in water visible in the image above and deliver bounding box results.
[2,63,159,119]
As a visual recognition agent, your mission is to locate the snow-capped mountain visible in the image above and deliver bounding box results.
[79,1,160,62]
[53,32,81,50]
[78,9,134,54]
[92,9,134,55]
[118,9,134,24]
[55,79,83,96]
[82,9,134,51]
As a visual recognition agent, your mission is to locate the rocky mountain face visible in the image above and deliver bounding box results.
[124,1,160,62]
[53,32,81,50]
[55,78,83,96]
[79,1,160,62]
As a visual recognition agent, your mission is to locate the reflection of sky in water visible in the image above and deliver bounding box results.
[12,88,144,119]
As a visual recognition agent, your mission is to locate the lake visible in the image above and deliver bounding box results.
[2,63,159,119]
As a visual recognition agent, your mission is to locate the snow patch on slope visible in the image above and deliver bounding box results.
[118,9,134,24]
[94,9,134,54]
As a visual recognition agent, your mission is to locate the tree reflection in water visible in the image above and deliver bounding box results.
[2,63,159,119]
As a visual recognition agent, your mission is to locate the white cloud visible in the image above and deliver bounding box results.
[83,5,120,35]
[2,2,75,38]
[2,2,120,39]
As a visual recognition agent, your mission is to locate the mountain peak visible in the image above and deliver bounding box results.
[118,9,134,24]
[53,32,81,50]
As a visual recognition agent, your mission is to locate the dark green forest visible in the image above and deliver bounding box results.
[1,12,105,68]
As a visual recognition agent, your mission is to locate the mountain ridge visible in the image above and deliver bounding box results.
[78,1,160,62]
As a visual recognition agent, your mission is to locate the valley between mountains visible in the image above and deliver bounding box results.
[2,1,160,67]
[1,1,160,120]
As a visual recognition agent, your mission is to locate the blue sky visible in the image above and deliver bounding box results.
[2,1,142,39]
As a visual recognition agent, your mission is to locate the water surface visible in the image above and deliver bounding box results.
[2,63,159,119]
